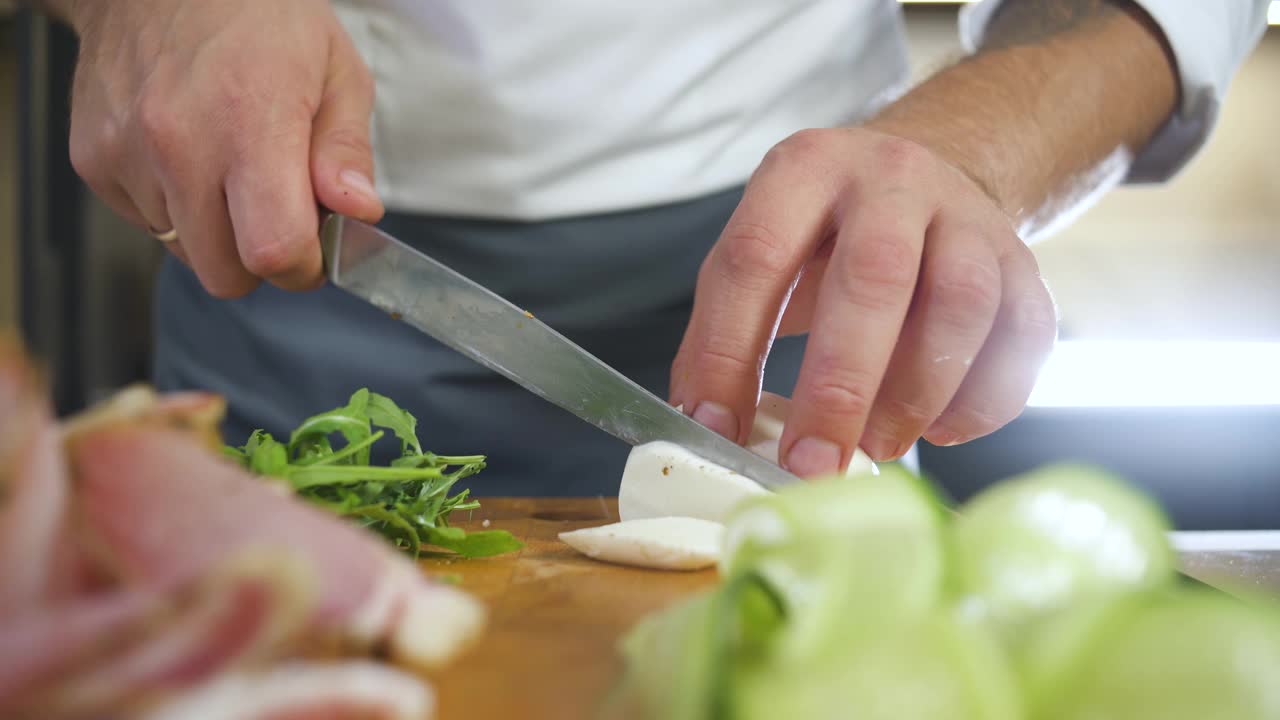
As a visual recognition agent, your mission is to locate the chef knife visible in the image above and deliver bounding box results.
[319,213,802,490]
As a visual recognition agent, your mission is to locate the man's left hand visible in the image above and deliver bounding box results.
[671,126,1058,477]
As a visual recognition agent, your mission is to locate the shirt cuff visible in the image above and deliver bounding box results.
[957,0,1269,184]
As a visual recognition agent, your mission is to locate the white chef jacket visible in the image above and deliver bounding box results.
[332,0,1269,221]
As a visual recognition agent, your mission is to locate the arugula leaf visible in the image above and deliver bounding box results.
[285,463,449,490]
[366,391,423,456]
[248,434,290,477]
[425,527,525,558]
[289,389,374,465]
[349,503,423,556]
[225,388,522,560]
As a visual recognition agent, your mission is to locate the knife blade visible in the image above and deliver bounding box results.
[319,214,801,490]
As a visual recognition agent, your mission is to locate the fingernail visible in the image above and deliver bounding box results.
[925,425,964,447]
[786,436,842,477]
[860,430,904,461]
[692,401,739,441]
[339,169,379,202]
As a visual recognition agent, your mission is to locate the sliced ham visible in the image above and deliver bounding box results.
[0,588,156,708]
[0,337,486,718]
[0,552,313,720]
[140,661,434,720]
[0,339,79,613]
[65,394,485,672]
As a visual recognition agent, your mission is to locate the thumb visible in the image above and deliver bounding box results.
[311,30,383,222]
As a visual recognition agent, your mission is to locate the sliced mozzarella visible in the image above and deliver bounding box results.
[559,517,724,571]
[618,441,768,523]
[618,392,877,523]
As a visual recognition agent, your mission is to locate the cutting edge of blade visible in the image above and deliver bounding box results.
[318,212,802,490]
[633,394,800,489]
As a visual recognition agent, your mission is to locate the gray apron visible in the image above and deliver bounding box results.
[153,186,807,496]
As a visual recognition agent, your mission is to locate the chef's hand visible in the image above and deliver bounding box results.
[66,0,383,298]
[670,0,1186,477]
[670,127,1057,476]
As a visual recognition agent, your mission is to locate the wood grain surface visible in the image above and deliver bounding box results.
[421,497,717,720]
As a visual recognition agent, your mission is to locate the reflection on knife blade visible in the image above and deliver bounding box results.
[319,214,801,490]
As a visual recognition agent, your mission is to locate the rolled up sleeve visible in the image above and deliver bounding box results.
[958,0,1270,183]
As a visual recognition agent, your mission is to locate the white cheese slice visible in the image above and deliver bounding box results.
[618,392,876,523]
[617,440,769,523]
[559,517,724,571]
[585,393,881,571]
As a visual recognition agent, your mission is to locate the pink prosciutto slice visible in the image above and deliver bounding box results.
[0,552,313,720]
[0,339,81,613]
[140,661,435,720]
[65,397,485,671]
[0,588,155,707]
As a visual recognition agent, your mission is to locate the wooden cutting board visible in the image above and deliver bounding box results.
[420,497,717,720]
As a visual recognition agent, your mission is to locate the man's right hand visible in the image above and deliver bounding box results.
[67,0,384,298]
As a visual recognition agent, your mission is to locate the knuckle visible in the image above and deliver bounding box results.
[714,222,793,284]
[942,403,1018,439]
[760,128,830,174]
[137,94,186,161]
[929,257,1002,321]
[69,111,125,170]
[137,91,174,139]
[805,367,877,421]
[873,135,931,177]
[68,133,103,182]
[1007,288,1059,351]
[835,233,918,311]
[809,379,875,421]
[880,395,938,432]
[240,237,303,279]
[320,126,374,158]
[692,345,760,382]
[778,128,830,156]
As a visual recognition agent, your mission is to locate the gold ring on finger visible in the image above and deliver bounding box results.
[149,226,179,243]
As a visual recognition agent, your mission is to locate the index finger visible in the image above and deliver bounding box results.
[225,120,323,292]
[780,188,933,477]
[678,133,842,442]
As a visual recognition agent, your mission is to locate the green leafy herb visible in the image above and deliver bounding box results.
[225,389,522,559]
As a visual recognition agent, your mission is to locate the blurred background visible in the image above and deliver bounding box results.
[1,2,1277,527]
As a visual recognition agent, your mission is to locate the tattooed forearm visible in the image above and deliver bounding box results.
[982,0,1131,50]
